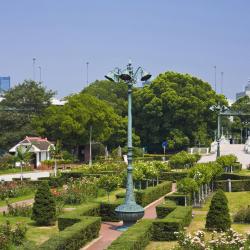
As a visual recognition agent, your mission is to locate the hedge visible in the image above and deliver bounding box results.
[215,179,250,192]
[160,171,188,181]
[152,206,192,241]
[100,199,123,221]
[39,216,101,250]
[217,173,250,180]
[107,219,153,250]
[165,192,191,206]
[58,203,100,231]
[136,181,172,207]
[156,200,177,219]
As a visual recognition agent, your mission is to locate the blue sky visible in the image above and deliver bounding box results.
[0,0,250,99]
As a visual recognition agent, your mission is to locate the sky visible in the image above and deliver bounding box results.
[0,0,250,100]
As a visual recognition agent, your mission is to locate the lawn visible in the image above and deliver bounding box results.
[147,191,250,249]
[0,193,34,207]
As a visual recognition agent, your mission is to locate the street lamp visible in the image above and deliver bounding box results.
[210,103,227,158]
[105,61,151,226]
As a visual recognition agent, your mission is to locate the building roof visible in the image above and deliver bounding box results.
[20,136,53,151]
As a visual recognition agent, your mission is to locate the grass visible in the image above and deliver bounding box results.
[0,193,34,207]
[145,241,177,250]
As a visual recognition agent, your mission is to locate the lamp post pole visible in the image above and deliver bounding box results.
[217,111,221,158]
[105,61,151,227]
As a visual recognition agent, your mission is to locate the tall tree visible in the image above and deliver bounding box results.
[0,80,55,150]
[34,93,131,151]
[133,71,226,151]
[82,80,128,116]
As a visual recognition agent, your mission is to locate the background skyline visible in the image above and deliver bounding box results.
[0,0,250,100]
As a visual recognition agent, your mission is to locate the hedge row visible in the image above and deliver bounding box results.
[152,206,192,241]
[156,200,177,219]
[39,216,101,250]
[58,203,100,231]
[215,179,250,192]
[217,173,250,180]
[165,192,191,206]
[107,219,153,250]
[160,171,188,181]
[136,181,172,207]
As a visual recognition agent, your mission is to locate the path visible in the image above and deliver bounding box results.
[0,198,34,213]
[199,144,250,169]
[83,183,177,250]
[0,171,50,181]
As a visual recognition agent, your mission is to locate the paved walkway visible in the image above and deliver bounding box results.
[83,183,177,250]
[0,198,34,213]
[0,171,50,181]
[199,144,249,169]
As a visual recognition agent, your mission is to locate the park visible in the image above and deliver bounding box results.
[1,1,250,250]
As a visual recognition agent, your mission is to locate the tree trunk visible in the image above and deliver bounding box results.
[54,159,57,177]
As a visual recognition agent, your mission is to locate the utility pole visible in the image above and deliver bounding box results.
[214,65,217,92]
[38,66,42,82]
[33,58,36,80]
[89,125,92,166]
[86,62,89,86]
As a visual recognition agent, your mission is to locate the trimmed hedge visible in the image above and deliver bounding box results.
[136,181,172,207]
[39,216,101,250]
[100,199,123,221]
[165,193,191,206]
[152,206,192,241]
[160,171,188,181]
[217,173,250,180]
[156,200,177,219]
[215,179,250,192]
[107,219,153,250]
[58,203,100,231]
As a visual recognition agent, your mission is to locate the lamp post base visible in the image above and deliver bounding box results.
[115,202,144,226]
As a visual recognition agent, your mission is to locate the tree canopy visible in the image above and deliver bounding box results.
[0,80,55,150]
[34,93,130,150]
[133,71,226,151]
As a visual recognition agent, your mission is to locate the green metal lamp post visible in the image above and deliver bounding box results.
[105,61,151,226]
[210,103,227,158]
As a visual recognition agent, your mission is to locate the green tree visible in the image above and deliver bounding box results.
[133,71,226,151]
[0,80,55,150]
[97,175,121,202]
[15,145,32,181]
[82,80,128,116]
[205,189,231,231]
[31,181,56,226]
[34,93,134,152]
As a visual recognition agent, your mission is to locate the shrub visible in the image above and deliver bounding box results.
[0,153,15,170]
[97,175,121,202]
[107,219,153,250]
[136,181,172,207]
[165,193,191,206]
[39,217,101,250]
[216,154,241,172]
[156,200,177,218]
[100,199,123,221]
[215,179,250,192]
[0,221,27,248]
[168,151,199,169]
[205,189,231,231]
[31,181,56,226]
[233,206,250,223]
[152,206,192,241]
[5,200,32,217]
[160,171,188,181]
[58,203,100,231]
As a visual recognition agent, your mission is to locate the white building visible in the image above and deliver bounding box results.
[236,79,250,100]
[9,136,54,168]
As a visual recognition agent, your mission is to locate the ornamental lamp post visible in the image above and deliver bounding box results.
[105,61,151,227]
[210,103,227,158]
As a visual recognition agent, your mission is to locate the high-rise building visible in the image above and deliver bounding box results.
[0,76,10,93]
[236,79,250,100]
